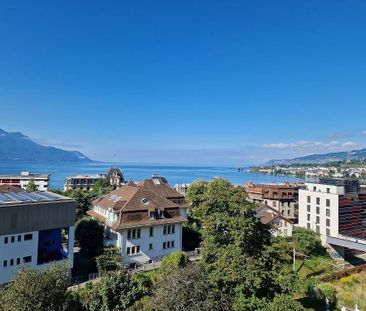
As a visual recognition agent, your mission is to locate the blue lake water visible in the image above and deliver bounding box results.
[0,161,306,190]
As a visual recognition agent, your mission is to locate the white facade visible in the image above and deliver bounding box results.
[0,172,50,191]
[298,183,343,239]
[104,224,183,264]
[0,227,74,284]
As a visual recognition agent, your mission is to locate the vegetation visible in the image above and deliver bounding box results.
[95,247,122,275]
[26,178,37,192]
[75,217,104,257]
[0,263,71,311]
[293,228,327,256]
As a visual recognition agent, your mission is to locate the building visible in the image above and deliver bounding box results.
[64,167,125,191]
[245,182,305,221]
[88,177,187,265]
[257,204,293,237]
[0,171,50,191]
[106,167,125,187]
[64,174,106,191]
[174,183,190,195]
[298,179,366,257]
[0,190,75,284]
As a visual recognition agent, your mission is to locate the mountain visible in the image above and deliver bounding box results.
[0,129,92,162]
[266,148,366,165]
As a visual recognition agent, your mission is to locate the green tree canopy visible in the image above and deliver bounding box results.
[293,228,326,256]
[0,263,71,311]
[26,178,37,192]
[75,217,104,257]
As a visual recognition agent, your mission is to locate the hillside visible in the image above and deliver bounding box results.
[266,148,366,165]
[0,129,92,162]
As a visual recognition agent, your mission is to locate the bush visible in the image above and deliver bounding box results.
[340,275,358,287]
[95,247,121,275]
[159,252,189,275]
[316,283,337,307]
[293,228,326,256]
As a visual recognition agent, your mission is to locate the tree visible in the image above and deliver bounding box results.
[159,252,189,276]
[95,247,122,275]
[0,263,72,311]
[91,179,114,199]
[188,178,299,310]
[78,269,141,311]
[71,190,92,221]
[26,178,37,192]
[75,217,104,257]
[293,228,326,256]
[149,263,215,311]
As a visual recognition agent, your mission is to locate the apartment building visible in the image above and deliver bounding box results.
[88,177,187,265]
[0,171,50,191]
[298,179,366,240]
[245,182,305,221]
[64,167,125,191]
[0,190,75,284]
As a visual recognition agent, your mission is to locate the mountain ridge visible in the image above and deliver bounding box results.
[0,129,92,162]
[265,148,366,165]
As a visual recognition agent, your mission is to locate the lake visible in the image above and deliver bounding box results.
[0,161,305,190]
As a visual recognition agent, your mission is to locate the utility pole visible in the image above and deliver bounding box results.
[293,248,296,271]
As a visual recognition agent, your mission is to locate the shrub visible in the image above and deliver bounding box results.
[316,283,337,307]
[340,275,358,287]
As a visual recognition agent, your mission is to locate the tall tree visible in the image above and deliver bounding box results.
[26,178,37,192]
[75,217,104,257]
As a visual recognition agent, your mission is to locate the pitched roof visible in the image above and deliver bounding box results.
[93,184,179,212]
[137,178,184,199]
[256,204,293,225]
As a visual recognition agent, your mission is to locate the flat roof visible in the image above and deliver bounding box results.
[0,191,71,205]
[66,174,105,179]
[0,173,50,179]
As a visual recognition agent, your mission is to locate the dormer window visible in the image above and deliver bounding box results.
[141,198,149,204]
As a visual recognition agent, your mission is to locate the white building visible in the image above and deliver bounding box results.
[0,191,75,284]
[0,171,50,191]
[89,178,187,265]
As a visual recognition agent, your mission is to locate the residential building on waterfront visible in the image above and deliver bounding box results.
[64,167,125,191]
[298,179,366,257]
[174,183,190,195]
[88,176,187,265]
[0,171,50,191]
[0,190,75,284]
[257,204,293,237]
[245,182,305,221]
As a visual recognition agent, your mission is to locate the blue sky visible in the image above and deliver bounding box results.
[1,0,366,165]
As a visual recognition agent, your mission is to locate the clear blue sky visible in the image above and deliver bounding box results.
[1,0,366,165]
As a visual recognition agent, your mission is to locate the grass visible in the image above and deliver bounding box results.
[331,271,366,309]
[296,255,334,279]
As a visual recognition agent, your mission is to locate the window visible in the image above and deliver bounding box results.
[313,186,317,191]
[307,214,310,221]
[4,237,8,244]
[136,229,141,239]
[127,230,131,240]
[11,236,15,243]
[167,226,171,234]
[171,241,175,248]
[136,246,140,253]
[326,209,330,217]
[307,205,310,212]
[128,229,141,240]
[307,223,310,229]
[316,216,320,224]
[149,243,153,250]
[326,228,330,236]
[326,219,330,227]
[16,258,20,265]
[149,227,154,237]
[167,241,170,248]
[17,235,21,242]
[326,188,330,194]
[23,256,32,263]
[316,206,320,214]
[316,226,320,233]
[127,247,131,255]
[3,260,7,267]
[307,196,311,203]
[10,259,14,266]
[163,242,166,249]
[326,199,330,207]
[316,197,320,205]
[131,247,135,254]
[163,226,167,235]
[172,225,175,234]
[24,234,33,241]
